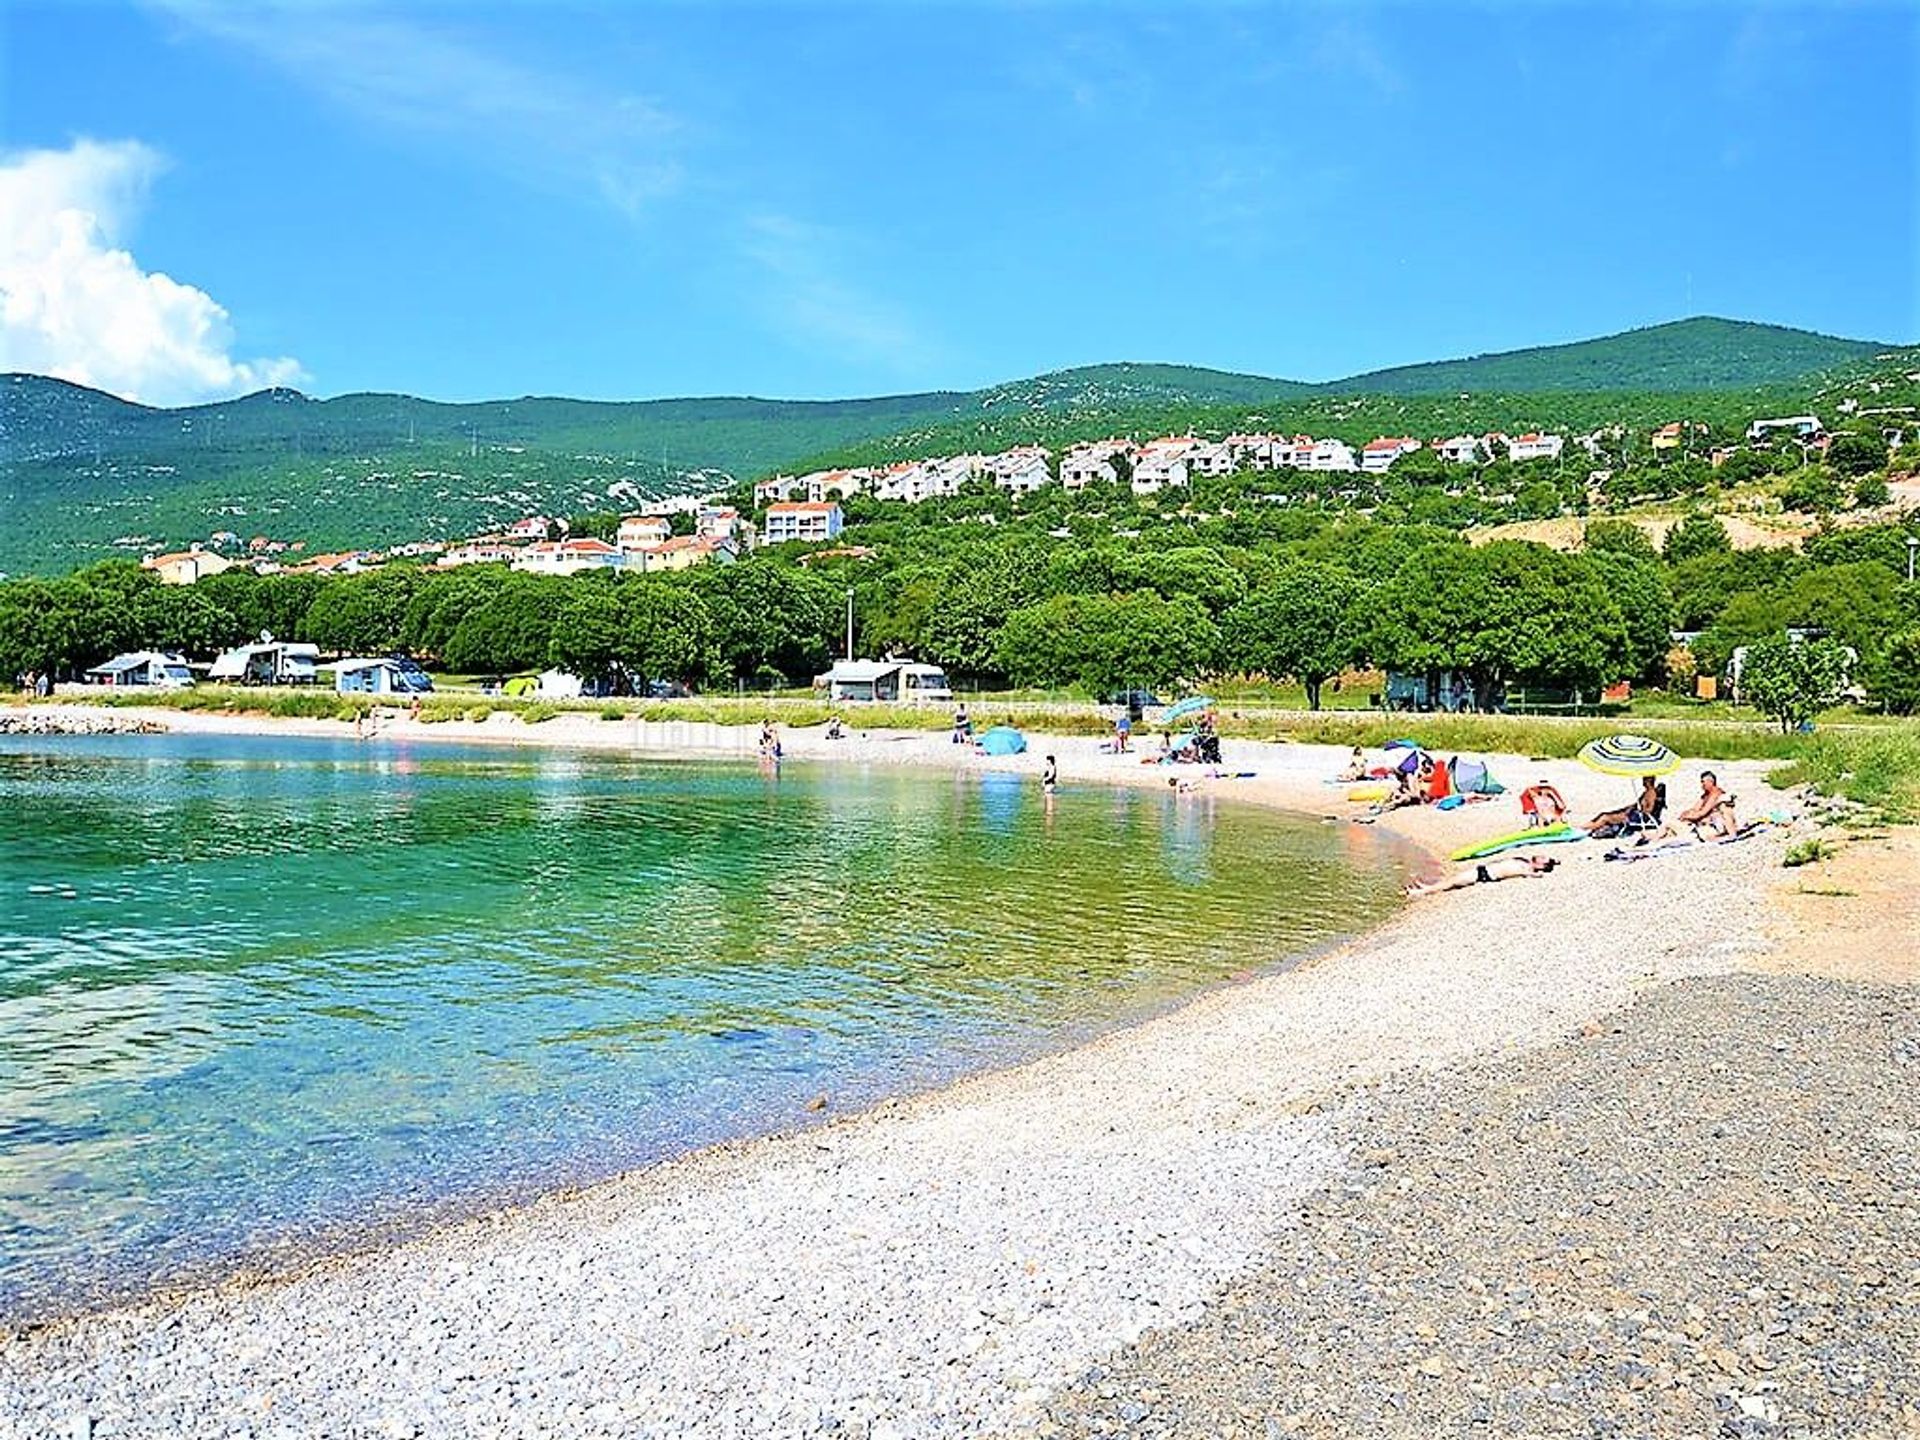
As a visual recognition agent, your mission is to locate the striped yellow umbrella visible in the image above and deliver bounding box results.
[1576,734,1680,777]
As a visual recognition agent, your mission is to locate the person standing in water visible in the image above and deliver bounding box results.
[1041,755,1058,795]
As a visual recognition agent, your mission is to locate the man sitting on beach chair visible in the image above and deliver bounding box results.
[1582,777,1664,839]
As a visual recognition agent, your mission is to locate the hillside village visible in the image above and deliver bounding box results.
[131,405,1896,591]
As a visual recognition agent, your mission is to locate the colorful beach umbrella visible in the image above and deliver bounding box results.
[1162,696,1215,724]
[1383,738,1422,751]
[977,725,1027,756]
[1576,734,1680,777]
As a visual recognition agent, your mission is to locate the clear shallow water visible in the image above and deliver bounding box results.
[0,732,1407,1319]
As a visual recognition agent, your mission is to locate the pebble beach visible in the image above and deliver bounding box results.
[2,705,1912,1438]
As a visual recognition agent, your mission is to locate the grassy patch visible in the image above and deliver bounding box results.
[1783,836,1835,868]
[1769,727,1920,824]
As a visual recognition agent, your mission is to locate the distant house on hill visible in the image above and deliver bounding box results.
[1361,437,1422,473]
[984,446,1054,495]
[762,502,844,545]
[1506,432,1566,462]
[630,536,738,572]
[143,548,232,585]
[505,516,553,542]
[616,515,673,551]
[1307,439,1358,472]
[1131,437,1199,493]
[1746,414,1823,442]
[511,538,624,576]
[1060,440,1133,490]
[1435,436,1482,464]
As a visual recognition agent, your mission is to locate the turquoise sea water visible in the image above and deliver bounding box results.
[0,732,1408,1319]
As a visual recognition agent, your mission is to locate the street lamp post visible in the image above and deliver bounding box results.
[1906,535,1918,584]
[845,588,855,661]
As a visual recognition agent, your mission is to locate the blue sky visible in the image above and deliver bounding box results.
[2,1,1914,405]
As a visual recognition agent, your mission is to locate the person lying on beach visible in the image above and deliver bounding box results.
[1583,776,1663,836]
[1336,746,1369,782]
[1371,765,1424,814]
[1406,854,1559,898]
[1519,780,1567,827]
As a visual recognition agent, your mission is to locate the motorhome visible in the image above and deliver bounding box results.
[817,658,955,704]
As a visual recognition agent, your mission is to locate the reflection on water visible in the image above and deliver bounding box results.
[0,732,1407,1318]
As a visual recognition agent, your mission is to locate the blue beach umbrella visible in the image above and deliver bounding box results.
[1383,737,1422,751]
[1162,696,1215,725]
[977,725,1027,756]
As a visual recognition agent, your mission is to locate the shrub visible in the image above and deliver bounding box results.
[1782,836,1832,868]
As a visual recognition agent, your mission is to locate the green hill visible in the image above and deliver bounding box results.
[1327,317,1882,395]
[0,317,1896,576]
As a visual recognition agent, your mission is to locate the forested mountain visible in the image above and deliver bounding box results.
[1328,318,1883,395]
[0,317,1896,576]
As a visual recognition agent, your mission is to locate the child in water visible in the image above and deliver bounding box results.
[1041,755,1058,794]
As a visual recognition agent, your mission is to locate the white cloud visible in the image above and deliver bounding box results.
[740,213,932,376]
[0,138,306,406]
[151,1,681,221]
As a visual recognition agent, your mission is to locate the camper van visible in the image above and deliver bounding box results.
[818,658,956,704]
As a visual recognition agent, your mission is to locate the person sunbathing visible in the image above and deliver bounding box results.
[1656,771,1738,841]
[1406,854,1560,897]
[1583,777,1663,836]
[1519,779,1568,827]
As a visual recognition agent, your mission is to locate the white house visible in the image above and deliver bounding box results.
[1308,439,1357,472]
[616,515,673,551]
[1275,435,1319,469]
[1060,440,1133,490]
[1746,415,1823,441]
[208,639,320,685]
[762,501,845,545]
[511,538,625,575]
[754,475,805,505]
[504,516,552,542]
[1131,437,1199,493]
[984,446,1053,496]
[84,651,193,688]
[1505,432,1565,463]
[1225,433,1280,470]
[1435,435,1482,465]
[1361,436,1422,473]
[1188,441,1237,478]
[436,542,519,568]
[142,548,233,585]
[696,506,745,543]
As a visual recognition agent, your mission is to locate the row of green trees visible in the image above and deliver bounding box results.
[5,508,1918,716]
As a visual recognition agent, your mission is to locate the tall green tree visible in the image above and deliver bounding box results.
[1220,563,1365,709]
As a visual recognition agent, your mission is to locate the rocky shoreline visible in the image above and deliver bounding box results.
[0,708,166,736]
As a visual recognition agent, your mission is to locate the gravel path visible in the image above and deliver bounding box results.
[1039,973,1919,1440]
